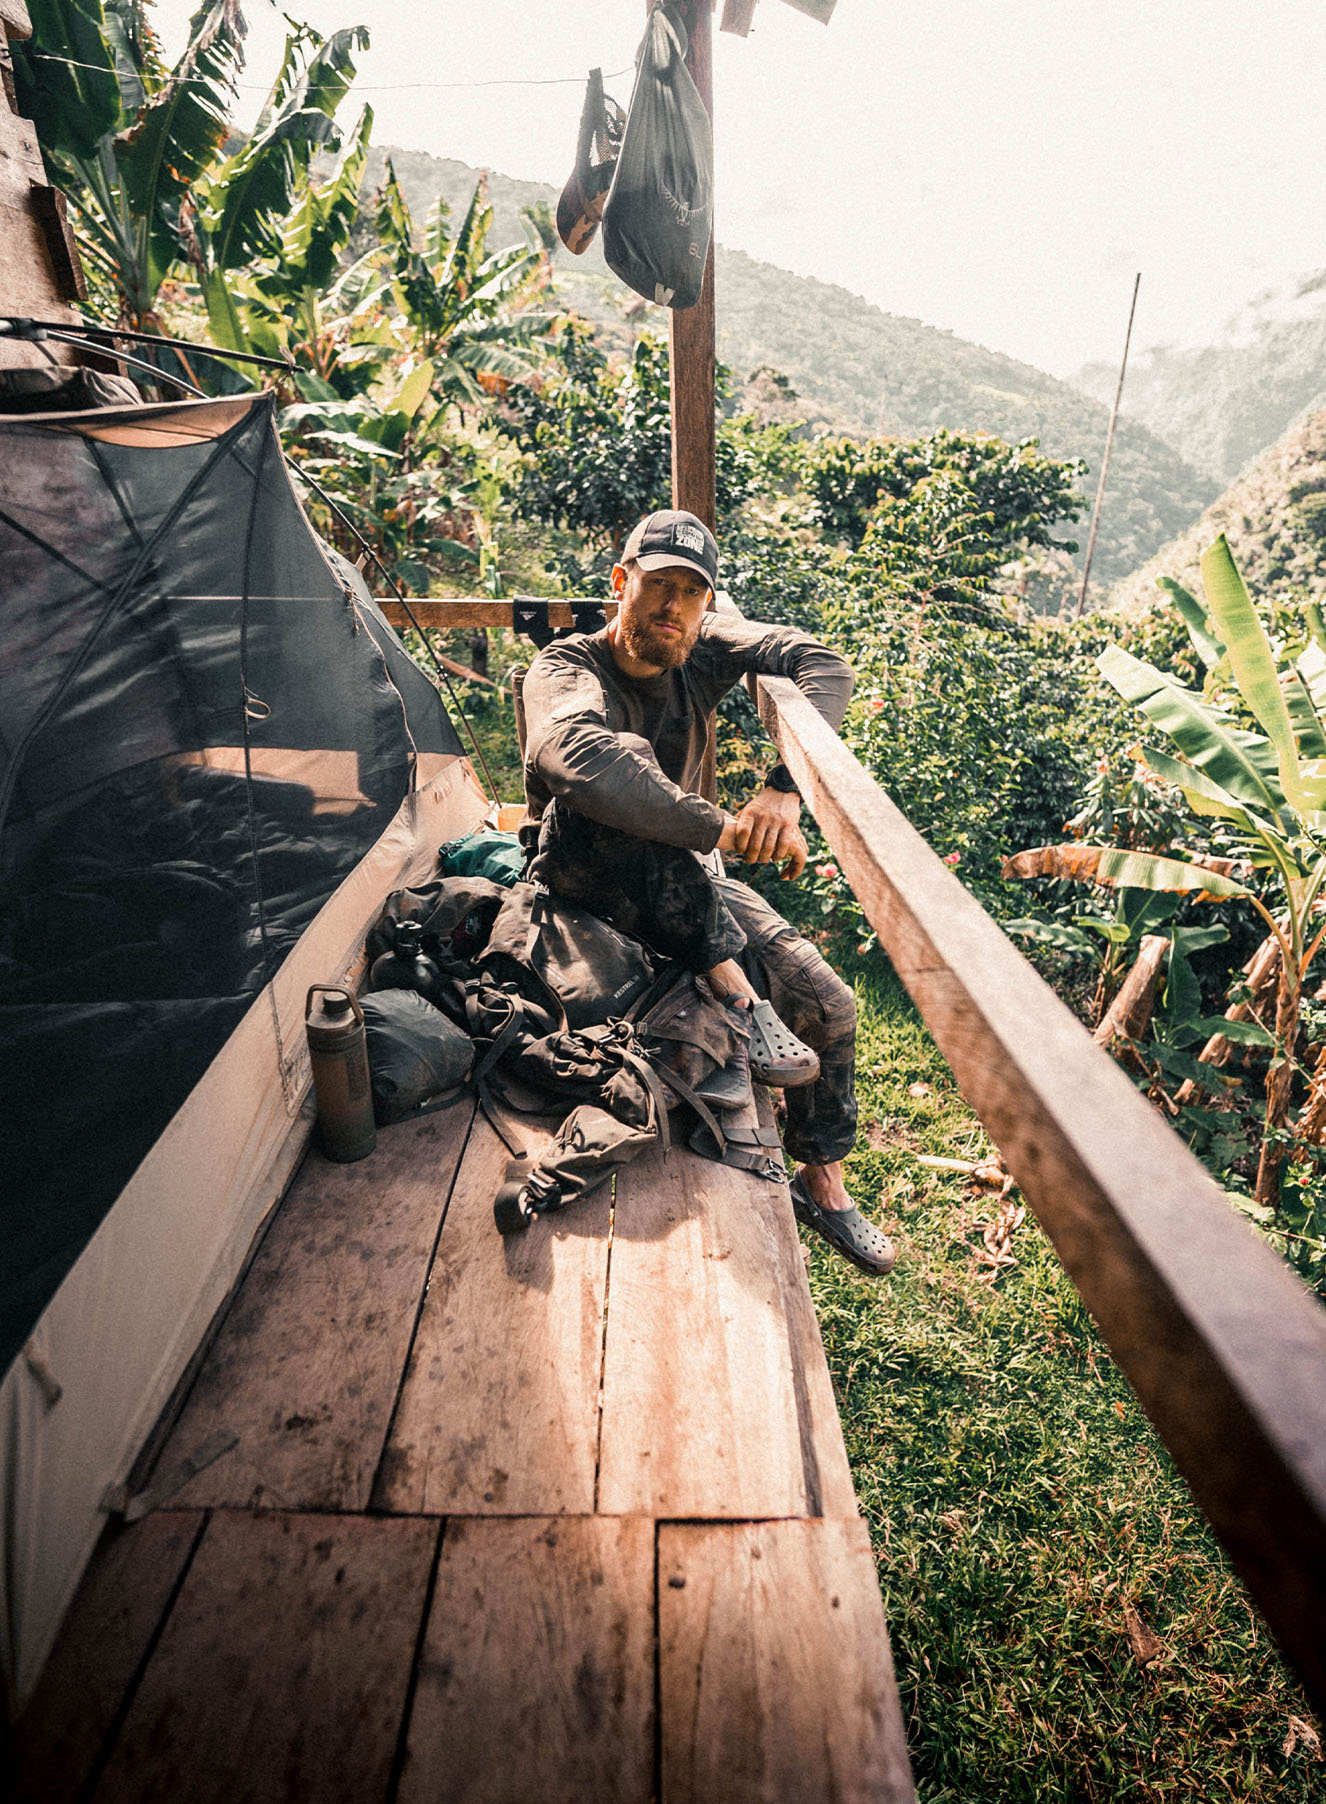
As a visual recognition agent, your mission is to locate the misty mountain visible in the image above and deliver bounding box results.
[371,146,1217,587]
[1074,272,1326,488]
[1108,402,1326,617]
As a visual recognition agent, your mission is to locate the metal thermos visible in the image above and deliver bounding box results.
[305,986,376,1162]
[370,918,440,997]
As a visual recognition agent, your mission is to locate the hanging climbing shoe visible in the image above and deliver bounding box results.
[789,1170,896,1278]
[556,68,625,255]
[743,998,820,1089]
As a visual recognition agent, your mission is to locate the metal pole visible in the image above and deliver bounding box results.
[1074,272,1141,619]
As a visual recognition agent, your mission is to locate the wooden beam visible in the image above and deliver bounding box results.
[146,1108,477,1514]
[597,1133,858,1519]
[398,1517,655,1804]
[659,1520,914,1803]
[14,1513,204,1801]
[779,0,838,21]
[376,596,618,633]
[720,0,760,38]
[1,0,86,370]
[90,1513,438,1803]
[667,0,717,528]
[754,674,1326,1716]
[0,2,33,40]
[372,1117,612,1517]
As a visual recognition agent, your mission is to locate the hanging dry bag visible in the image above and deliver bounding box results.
[602,5,713,310]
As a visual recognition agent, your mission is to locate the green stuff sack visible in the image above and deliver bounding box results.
[602,4,713,310]
[439,828,526,888]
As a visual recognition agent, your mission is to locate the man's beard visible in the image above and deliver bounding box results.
[621,605,701,670]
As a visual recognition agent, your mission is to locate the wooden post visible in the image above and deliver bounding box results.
[665,0,717,529]
[0,0,88,373]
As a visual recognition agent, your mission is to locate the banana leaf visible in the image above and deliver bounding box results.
[197,26,368,274]
[1282,669,1326,760]
[11,0,123,162]
[273,105,373,297]
[1097,644,1289,823]
[1003,920,1097,956]
[385,360,436,424]
[1296,638,1326,716]
[1158,575,1224,670]
[1208,1017,1277,1048]
[1200,535,1326,812]
[1001,844,1116,883]
[1163,925,1202,1027]
[1138,745,1281,842]
[118,0,248,295]
[1096,848,1254,900]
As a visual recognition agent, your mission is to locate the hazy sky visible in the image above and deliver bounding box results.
[152,0,1326,377]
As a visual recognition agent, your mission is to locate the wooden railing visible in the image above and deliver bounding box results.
[396,597,1326,1717]
[760,674,1326,1717]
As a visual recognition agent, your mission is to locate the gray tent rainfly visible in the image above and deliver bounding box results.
[0,392,485,1707]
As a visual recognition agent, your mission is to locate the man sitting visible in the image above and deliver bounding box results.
[519,509,894,1277]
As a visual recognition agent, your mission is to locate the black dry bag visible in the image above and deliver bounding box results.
[361,990,473,1125]
[602,5,713,310]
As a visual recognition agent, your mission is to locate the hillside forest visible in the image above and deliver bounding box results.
[14,4,1326,1797]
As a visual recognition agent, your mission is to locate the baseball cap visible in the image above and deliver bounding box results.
[621,509,719,588]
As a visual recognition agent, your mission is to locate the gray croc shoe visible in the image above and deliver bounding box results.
[744,998,820,1088]
[789,1170,895,1277]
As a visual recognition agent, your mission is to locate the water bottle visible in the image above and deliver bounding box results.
[369,918,440,998]
[305,986,376,1162]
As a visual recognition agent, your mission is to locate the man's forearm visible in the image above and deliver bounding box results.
[532,720,724,850]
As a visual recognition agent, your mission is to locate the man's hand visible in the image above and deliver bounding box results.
[718,787,807,880]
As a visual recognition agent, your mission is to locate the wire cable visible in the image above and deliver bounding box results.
[10,317,294,372]
[30,51,633,93]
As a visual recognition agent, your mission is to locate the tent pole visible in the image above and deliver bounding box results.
[665,0,717,529]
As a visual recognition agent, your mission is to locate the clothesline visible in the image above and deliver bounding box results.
[31,51,633,95]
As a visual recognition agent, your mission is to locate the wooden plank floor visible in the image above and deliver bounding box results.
[14,1101,915,1802]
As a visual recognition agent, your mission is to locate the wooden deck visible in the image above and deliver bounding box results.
[13,1099,915,1802]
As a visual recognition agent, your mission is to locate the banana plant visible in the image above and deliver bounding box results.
[359,161,556,412]
[1012,536,1326,1208]
[14,1,366,340]
[190,21,369,352]
[204,102,377,368]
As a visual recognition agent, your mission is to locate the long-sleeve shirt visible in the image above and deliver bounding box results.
[520,612,853,852]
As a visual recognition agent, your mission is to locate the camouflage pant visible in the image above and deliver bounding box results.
[528,800,857,1164]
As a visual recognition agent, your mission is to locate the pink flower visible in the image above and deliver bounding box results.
[816,862,839,880]
[943,851,961,867]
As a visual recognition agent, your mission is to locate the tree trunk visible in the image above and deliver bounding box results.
[1175,933,1281,1107]
[1254,966,1301,1211]
[1093,935,1169,1059]
[1294,1040,1326,1148]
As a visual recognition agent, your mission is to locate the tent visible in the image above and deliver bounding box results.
[0,392,487,1709]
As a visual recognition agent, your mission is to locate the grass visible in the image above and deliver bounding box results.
[817,954,1323,1801]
